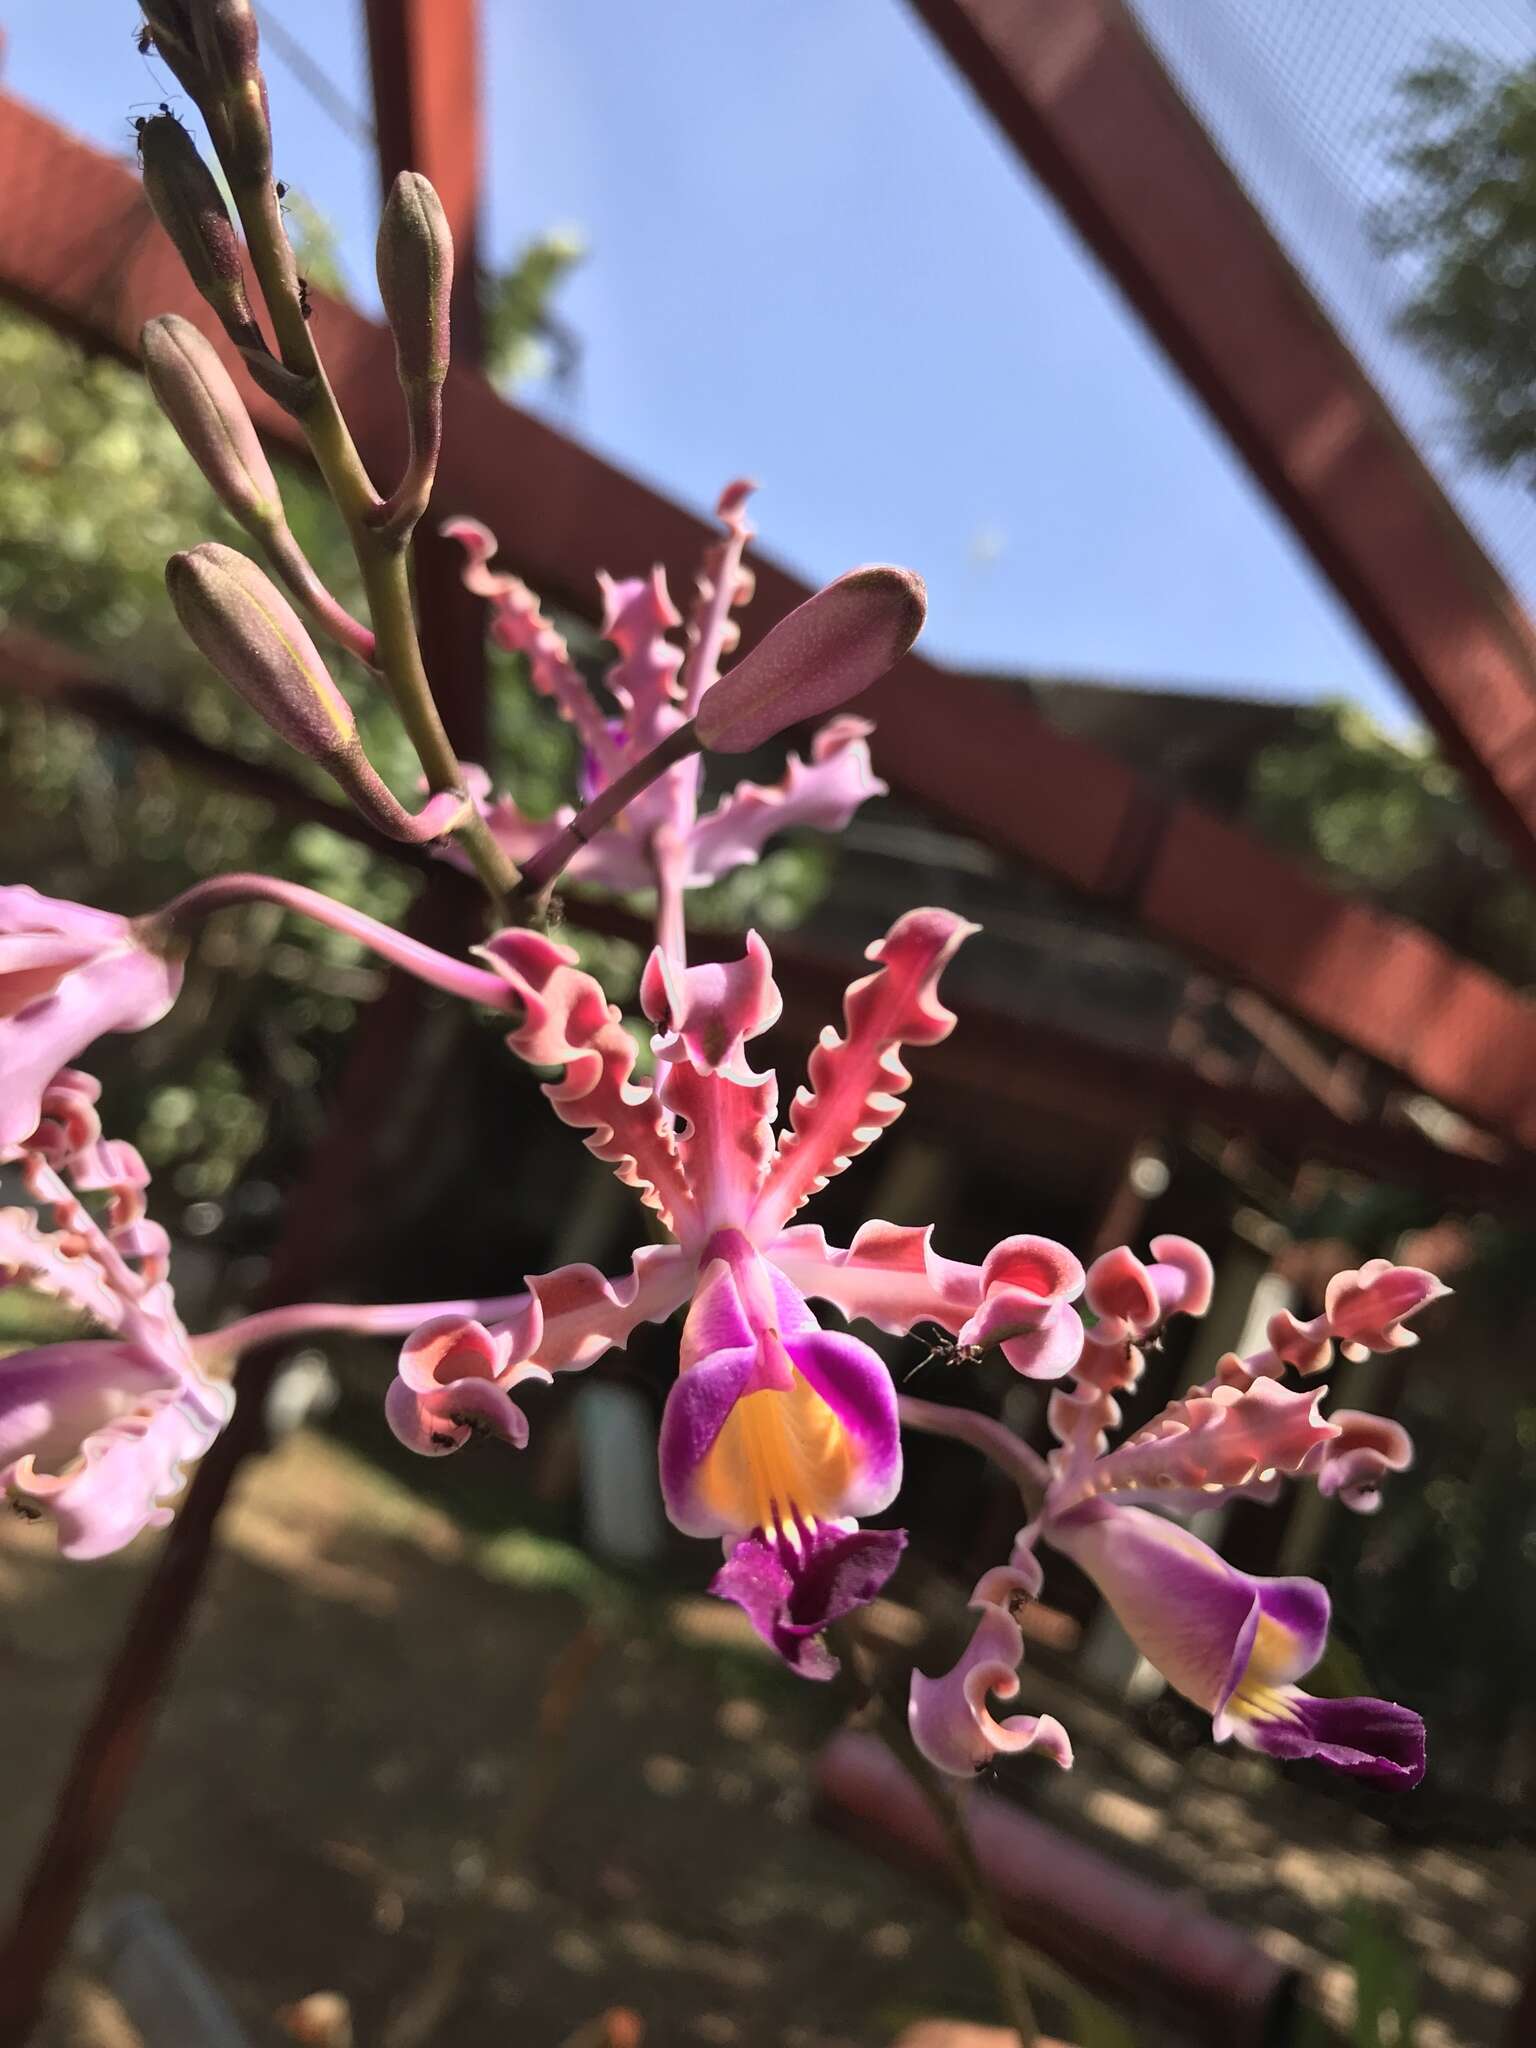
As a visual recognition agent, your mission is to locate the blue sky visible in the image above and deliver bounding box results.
[6,0,1423,717]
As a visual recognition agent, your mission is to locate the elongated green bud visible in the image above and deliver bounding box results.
[378,172,453,390]
[695,565,927,754]
[167,544,354,761]
[138,115,263,352]
[142,314,280,527]
[374,173,453,530]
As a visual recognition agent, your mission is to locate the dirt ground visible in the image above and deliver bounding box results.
[0,1432,1529,2048]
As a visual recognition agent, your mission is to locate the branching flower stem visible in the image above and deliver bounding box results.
[152,873,513,1011]
[223,168,518,912]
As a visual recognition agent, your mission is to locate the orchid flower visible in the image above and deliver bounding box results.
[446,482,885,924]
[0,1070,231,1558]
[902,1235,1445,1779]
[0,887,183,1156]
[384,908,1088,1678]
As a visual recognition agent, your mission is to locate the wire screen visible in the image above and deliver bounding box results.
[1124,0,1536,618]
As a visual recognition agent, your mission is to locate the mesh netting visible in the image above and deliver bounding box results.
[1124,0,1536,615]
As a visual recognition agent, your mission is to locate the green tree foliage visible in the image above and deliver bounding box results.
[482,229,586,393]
[1376,44,1536,481]
[1250,700,1535,988]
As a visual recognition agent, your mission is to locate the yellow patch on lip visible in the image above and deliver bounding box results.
[694,1371,855,1536]
[1225,1612,1307,1725]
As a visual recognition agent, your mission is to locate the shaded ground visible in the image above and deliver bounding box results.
[1,1432,1529,2047]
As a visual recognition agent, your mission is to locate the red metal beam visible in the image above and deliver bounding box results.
[906,0,1536,880]
[8,625,1522,1204]
[363,0,482,352]
[2,90,1535,1148]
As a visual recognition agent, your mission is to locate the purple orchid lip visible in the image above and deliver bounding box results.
[712,1520,907,1681]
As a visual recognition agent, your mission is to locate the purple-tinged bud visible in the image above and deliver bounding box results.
[166,547,458,842]
[191,0,272,182]
[138,115,264,353]
[166,544,354,762]
[377,172,453,392]
[142,315,280,529]
[695,566,927,754]
[138,5,209,100]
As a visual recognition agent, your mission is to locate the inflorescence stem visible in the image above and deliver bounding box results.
[152,873,512,1011]
[221,168,518,913]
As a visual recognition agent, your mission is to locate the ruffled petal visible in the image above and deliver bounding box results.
[766,1221,983,1337]
[1307,1409,1414,1513]
[1084,1235,1214,1341]
[909,1581,1073,1777]
[680,479,756,711]
[386,1315,551,1456]
[642,932,782,1080]
[642,935,782,1235]
[521,1244,696,1371]
[1323,1260,1449,1360]
[0,889,183,1155]
[0,1203,123,1328]
[686,718,886,885]
[480,929,694,1234]
[445,517,618,769]
[1,1338,230,1560]
[958,1236,1085,1380]
[1049,1377,1337,1517]
[753,908,976,1235]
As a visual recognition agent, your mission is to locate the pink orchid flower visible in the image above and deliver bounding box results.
[902,1241,1443,1783]
[0,1071,231,1558]
[1046,1504,1424,1785]
[386,908,1085,1677]
[0,887,183,1155]
[445,483,885,908]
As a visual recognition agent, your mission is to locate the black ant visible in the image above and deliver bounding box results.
[131,102,180,144]
[297,274,313,321]
[275,181,289,201]
[135,24,154,56]
[902,1327,983,1382]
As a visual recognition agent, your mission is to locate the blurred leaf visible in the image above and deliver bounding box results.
[481,230,585,392]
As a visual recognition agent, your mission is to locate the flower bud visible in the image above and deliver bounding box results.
[138,115,263,351]
[142,315,281,529]
[377,172,453,392]
[695,565,926,754]
[138,5,209,100]
[166,544,354,762]
[192,0,272,181]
